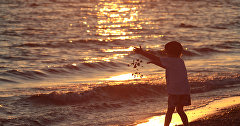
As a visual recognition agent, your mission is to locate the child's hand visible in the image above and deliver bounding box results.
[134,46,143,54]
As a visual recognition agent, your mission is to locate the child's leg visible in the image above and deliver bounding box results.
[164,107,175,126]
[176,106,189,126]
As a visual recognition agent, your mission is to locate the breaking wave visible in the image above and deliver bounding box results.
[28,74,240,105]
[28,84,167,105]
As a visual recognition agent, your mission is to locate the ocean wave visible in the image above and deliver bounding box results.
[0,111,66,126]
[28,84,167,105]
[214,41,240,49]
[43,68,68,74]
[192,41,240,54]
[210,20,240,29]
[193,47,221,53]
[3,70,47,81]
[1,40,238,83]
[0,78,18,83]
[0,55,38,61]
[190,73,240,93]
[0,61,122,83]
[182,50,199,56]
[183,41,240,56]
[13,39,114,49]
[144,41,240,58]
[178,23,199,28]
[1,30,19,36]
[145,47,220,58]
[27,74,240,105]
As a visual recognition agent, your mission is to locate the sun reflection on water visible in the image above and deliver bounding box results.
[95,0,145,41]
[106,73,144,81]
[102,46,134,52]
[79,0,165,63]
[83,53,128,63]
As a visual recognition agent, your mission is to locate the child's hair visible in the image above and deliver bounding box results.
[164,41,183,57]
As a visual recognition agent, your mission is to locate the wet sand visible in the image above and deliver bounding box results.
[134,96,240,126]
[186,104,240,126]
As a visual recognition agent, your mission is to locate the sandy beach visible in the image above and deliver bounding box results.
[135,96,240,126]
[187,104,240,126]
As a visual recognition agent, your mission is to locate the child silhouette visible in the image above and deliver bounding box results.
[134,41,191,126]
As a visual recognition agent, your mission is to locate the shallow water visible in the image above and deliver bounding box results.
[0,0,240,125]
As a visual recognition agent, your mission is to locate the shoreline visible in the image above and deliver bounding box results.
[186,104,240,126]
[133,96,240,126]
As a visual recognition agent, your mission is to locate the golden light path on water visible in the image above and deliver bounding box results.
[80,0,144,63]
[95,0,164,41]
[105,73,143,81]
[96,0,143,41]
[101,46,135,52]
[81,0,164,63]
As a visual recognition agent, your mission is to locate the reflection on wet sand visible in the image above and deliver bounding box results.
[136,114,181,126]
[136,96,240,126]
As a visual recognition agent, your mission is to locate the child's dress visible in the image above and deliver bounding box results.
[160,57,191,107]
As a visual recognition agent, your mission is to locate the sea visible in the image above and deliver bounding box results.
[0,0,240,125]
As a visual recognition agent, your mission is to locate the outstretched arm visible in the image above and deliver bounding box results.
[134,46,165,68]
